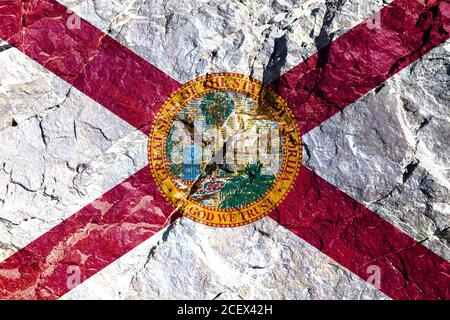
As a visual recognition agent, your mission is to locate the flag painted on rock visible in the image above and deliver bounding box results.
[0,0,449,300]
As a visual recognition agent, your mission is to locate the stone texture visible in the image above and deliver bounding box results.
[60,0,389,83]
[303,41,450,261]
[0,0,448,300]
[63,217,386,300]
[0,48,148,261]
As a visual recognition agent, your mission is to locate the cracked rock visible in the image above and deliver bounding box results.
[1,0,447,300]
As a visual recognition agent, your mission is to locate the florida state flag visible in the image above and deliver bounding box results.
[0,0,448,300]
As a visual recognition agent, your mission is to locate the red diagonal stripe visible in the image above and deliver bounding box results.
[0,0,181,133]
[270,167,450,299]
[0,168,180,299]
[272,0,450,134]
[269,0,450,299]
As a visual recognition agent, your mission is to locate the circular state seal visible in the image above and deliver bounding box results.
[148,73,302,227]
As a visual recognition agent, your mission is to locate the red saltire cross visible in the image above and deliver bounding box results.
[0,0,448,300]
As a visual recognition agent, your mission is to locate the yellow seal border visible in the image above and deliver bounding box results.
[148,73,302,227]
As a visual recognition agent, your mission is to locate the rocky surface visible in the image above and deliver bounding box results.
[303,41,450,261]
[64,217,386,300]
[0,48,147,261]
[0,0,448,300]
[60,0,389,83]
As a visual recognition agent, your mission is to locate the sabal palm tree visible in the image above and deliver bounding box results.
[199,91,235,176]
[200,92,234,128]
[219,161,275,209]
